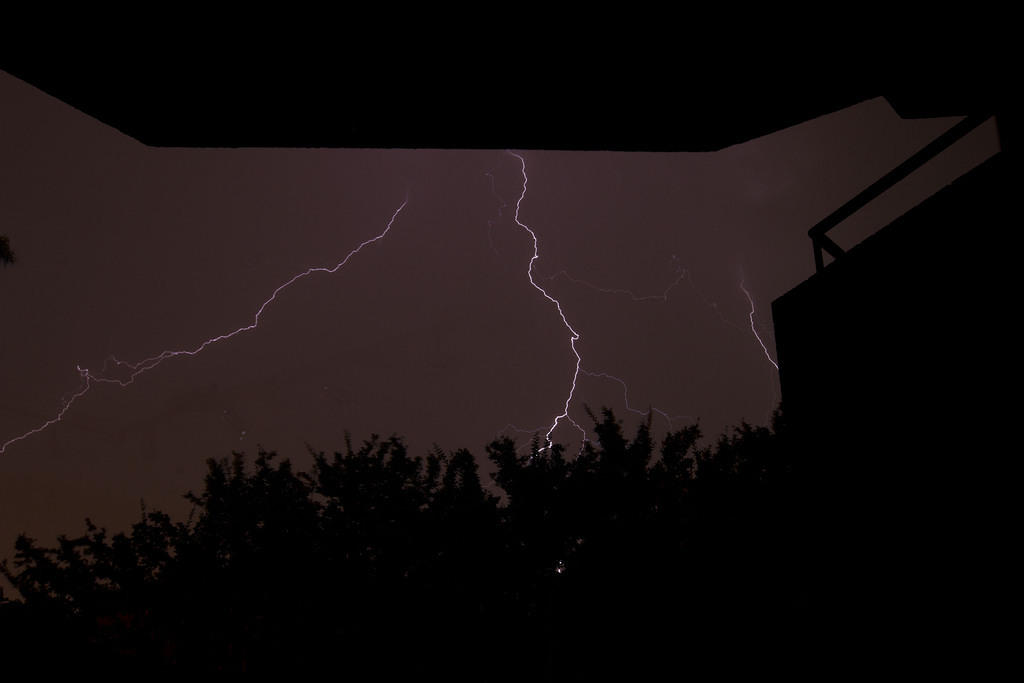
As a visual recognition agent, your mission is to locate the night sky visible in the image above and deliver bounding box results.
[0,69,1000,588]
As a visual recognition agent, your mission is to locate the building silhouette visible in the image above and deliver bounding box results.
[772,98,1014,669]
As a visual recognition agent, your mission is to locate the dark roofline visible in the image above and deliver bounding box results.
[2,44,1010,151]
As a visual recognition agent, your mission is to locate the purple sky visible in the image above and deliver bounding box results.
[0,70,1000,586]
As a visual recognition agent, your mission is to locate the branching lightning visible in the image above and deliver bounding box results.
[4,150,781,462]
[495,157,780,447]
[548,255,779,375]
[500,156,697,448]
[544,256,746,336]
[497,422,548,439]
[1,198,408,455]
[508,151,586,449]
[578,369,692,429]
[496,422,551,454]
[540,261,694,435]
[543,265,686,302]
[538,256,771,434]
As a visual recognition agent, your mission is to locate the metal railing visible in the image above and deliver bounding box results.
[809,112,992,272]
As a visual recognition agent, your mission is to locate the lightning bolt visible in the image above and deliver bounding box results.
[496,422,551,454]
[1,198,408,456]
[578,369,692,429]
[536,258,746,434]
[500,157,695,448]
[543,256,747,337]
[497,422,547,438]
[543,265,686,302]
[508,151,586,450]
[540,262,691,433]
[739,279,779,371]
[506,184,780,438]
[546,250,781,377]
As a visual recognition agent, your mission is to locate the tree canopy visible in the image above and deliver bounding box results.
[1,407,808,678]
[0,234,15,266]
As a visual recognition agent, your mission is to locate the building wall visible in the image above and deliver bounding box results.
[770,149,1014,668]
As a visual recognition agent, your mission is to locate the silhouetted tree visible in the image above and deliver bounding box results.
[1,407,801,678]
[0,235,14,266]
